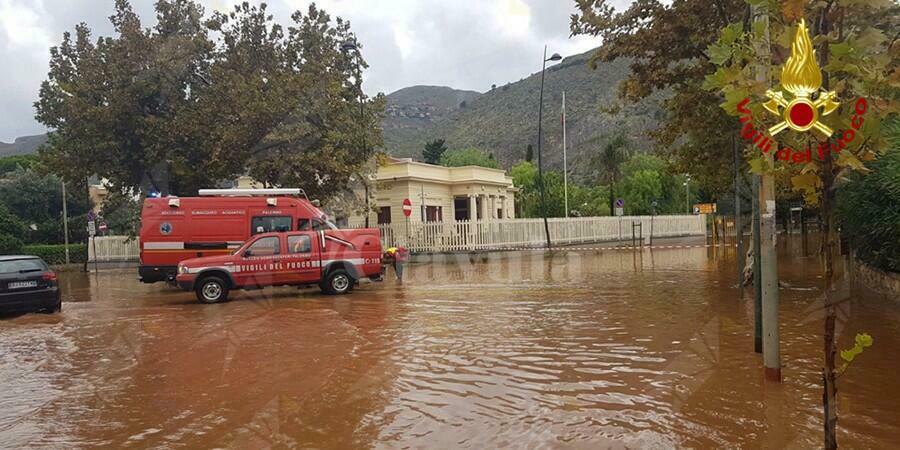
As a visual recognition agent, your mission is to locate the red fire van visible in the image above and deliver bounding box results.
[138,188,360,283]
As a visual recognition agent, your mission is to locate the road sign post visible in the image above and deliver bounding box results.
[402,199,412,247]
[87,220,98,273]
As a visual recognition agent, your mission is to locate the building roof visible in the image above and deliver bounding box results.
[378,159,515,188]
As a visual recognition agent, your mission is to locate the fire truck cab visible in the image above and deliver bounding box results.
[138,188,363,284]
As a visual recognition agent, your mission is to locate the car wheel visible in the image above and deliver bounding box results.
[322,269,353,295]
[196,276,229,304]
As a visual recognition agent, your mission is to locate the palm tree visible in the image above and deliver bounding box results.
[592,135,630,215]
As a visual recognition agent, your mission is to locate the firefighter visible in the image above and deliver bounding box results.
[384,246,409,282]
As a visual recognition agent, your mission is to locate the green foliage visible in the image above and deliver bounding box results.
[0,235,23,255]
[0,204,26,254]
[100,190,142,237]
[22,244,88,265]
[838,333,874,375]
[439,148,500,169]
[525,144,534,163]
[589,134,630,214]
[36,1,383,200]
[0,168,91,244]
[0,155,38,177]
[422,139,448,164]
[837,143,900,272]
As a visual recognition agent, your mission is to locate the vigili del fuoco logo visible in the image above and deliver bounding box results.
[736,19,868,164]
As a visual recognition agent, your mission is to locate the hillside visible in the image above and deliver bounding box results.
[382,85,481,154]
[381,49,663,179]
[0,134,47,157]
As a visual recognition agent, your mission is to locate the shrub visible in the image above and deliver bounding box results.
[22,244,88,265]
[837,146,900,273]
[0,234,24,254]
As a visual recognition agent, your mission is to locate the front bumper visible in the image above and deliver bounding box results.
[0,288,60,314]
[175,274,196,291]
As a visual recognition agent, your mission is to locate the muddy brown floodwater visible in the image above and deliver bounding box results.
[1,237,899,449]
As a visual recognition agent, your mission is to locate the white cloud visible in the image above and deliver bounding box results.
[0,0,627,142]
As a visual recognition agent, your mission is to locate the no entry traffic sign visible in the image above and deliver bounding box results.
[402,198,413,217]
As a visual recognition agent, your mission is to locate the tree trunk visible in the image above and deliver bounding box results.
[609,184,615,216]
[817,6,839,448]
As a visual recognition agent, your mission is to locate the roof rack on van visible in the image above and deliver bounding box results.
[197,188,310,201]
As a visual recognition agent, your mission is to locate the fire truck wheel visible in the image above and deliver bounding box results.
[322,269,354,295]
[196,276,229,304]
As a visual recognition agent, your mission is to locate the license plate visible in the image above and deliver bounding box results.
[7,281,37,289]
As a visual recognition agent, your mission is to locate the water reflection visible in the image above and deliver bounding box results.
[1,240,898,448]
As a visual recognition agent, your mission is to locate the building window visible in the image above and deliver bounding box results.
[378,207,392,224]
[425,206,442,222]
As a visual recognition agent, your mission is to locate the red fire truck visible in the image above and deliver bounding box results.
[175,228,383,302]
[138,188,380,285]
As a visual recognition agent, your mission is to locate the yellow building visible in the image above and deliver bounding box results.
[234,158,517,226]
[362,158,517,225]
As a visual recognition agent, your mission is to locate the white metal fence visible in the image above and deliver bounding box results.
[356,214,706,253]
[88,236,141,262]
[88,215,706,261]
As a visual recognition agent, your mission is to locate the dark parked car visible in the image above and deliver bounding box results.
[0,256,61,315]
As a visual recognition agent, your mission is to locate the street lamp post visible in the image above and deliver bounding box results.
[536,46,562,249]
[341,40,370,228]
[683,176,692,214]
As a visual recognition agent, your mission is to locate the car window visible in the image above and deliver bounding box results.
[287,235,311,254]
[251,216,292,235]
[245,236,280,257]
[0,259,47,274]
[298,218,310,231]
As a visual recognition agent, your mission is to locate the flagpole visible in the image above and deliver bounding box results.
[562,91,568,218]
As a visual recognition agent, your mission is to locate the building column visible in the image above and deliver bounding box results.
[469,195,477,221]
[479,194,488,221]
[500,196,507,219]
[488,195,496,220]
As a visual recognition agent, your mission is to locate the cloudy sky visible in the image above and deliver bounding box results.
[0,0,631,142]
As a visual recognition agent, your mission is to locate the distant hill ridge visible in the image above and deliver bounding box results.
[0,134,48,157]
[381,48,663,179]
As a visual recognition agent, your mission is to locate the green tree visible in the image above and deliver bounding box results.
[525,144,534,162]
[100,189,142,237]
[0,155,38,177]
[571,0,745,198]
[440,148,500,169]
[590,135,630,215]
[0,168,91,244]
[837,121,900,273]
[422,139,448,164]
[36,1,383,200]
[0,203,26,252]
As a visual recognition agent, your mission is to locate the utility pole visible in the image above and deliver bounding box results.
[752,175,762,353]
[61,181,70,265]
[752,4,781,382]
[733,135,744,287]
[562,91,569,218]
[536,46,562,249]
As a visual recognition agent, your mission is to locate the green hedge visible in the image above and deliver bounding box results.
[837,145,900,273]
[22,244,88,265]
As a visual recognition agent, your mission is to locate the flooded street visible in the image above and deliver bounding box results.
[2,239,899,448]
